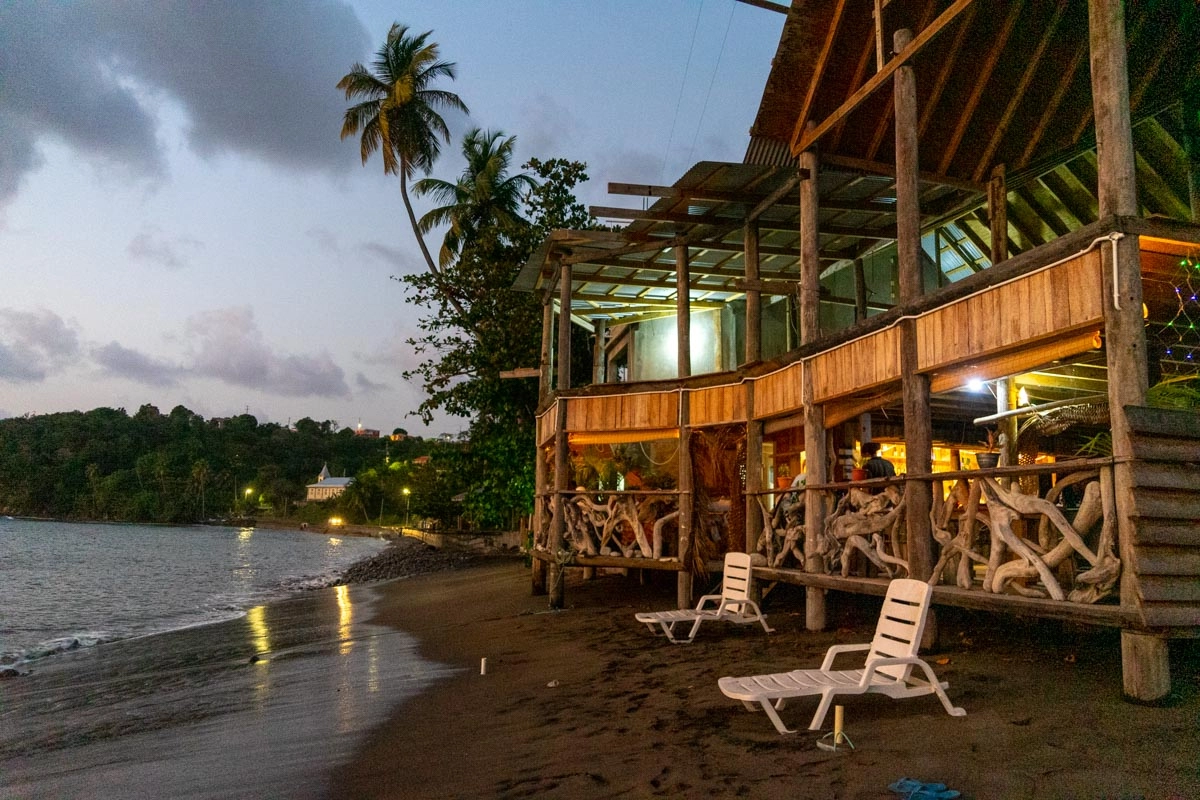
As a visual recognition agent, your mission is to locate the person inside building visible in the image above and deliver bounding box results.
[861,442,896,480]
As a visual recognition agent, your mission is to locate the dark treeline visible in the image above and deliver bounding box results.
[0,404,430,523]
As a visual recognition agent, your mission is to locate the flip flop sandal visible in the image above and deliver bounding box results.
[888,778,961,799]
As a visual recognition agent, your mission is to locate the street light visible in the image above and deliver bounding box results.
[402,487,411,527]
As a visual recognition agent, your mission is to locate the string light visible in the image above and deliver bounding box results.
[1157,256,1200,364]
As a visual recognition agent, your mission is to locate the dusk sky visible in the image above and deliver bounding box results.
[0,1,784,436]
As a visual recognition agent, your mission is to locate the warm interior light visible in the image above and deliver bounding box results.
[966,378,985,392]
[1017,386,1030,406]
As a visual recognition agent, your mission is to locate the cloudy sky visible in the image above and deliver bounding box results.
[0,0,783,435]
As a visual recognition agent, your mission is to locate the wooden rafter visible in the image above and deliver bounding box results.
[937,0,1023,175]
[865,0,940,161]
[822,153,986,193]
[793,0,977,155]
[918,1,979,139]
[972,3,1065,181]
[1018,35,1088,170]
[789,0,849,152]
[829,7,879,153]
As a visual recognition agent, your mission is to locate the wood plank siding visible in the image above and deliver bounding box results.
[917,250,1105,372]
[752,362,804,418]
[811,327,901,403]
[688,383,747,427]
[1124,406,1200,629]
[565,391,679,433]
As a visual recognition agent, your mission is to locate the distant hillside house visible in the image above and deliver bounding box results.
[306,464,353,502]
[354,426,380,437]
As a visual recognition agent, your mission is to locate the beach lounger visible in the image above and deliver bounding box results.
[718,578,966,733]
[635,551,773,644]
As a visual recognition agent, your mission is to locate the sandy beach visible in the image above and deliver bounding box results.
[333,562,1200,800]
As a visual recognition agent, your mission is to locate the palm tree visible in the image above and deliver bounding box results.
[338,24,469,312]
[414,128,538,267]
[191,459,210,520]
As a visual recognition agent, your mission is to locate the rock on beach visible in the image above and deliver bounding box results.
[336,537,514,585]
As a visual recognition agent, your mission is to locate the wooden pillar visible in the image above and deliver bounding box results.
[895,27,935,590]
[677,391,694,608]
[744,382,763,555]
[592,318,607,384]
[547,399,569,609]
[675,245,691,378]
[531,443,548,595]
[799,130,827,630]
[1089,0,1161,701]
[744,218,762,363]
[539,293,554,401]
[853,257,868,322]
[557,259,572,392]
[988,165,1009,264]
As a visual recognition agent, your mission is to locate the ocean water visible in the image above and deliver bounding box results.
[0,519,460,798]
[0,518,389,671]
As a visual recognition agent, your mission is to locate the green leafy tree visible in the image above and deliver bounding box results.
[338,23,469,316]
[401,156,597,528]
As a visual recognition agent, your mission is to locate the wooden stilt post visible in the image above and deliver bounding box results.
[556,259,572,392]
[548,260,574,609]
[548,400,569,609]
[531,443,548,595]
[988,165,1009,265]
[745,218,762,364]
[676,245,691,378]
[677,391,694,608]
[894,28,935,596]
[745,382,763,556]
[592,318,607,385]
[799,126,827,631]
[539,293,554,402]
[1089,0,1163,700]
[853,257,868,322]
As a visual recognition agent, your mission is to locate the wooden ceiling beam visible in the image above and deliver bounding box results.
[829,6,881,153]
[822,153,986,193]
[866,0,940,161]
[793,0,977,155]
[590,206,897,240]
[972,2,1065,182]
[937,0,1023,175]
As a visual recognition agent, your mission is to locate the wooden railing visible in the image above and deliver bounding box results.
[755,460,1121,607]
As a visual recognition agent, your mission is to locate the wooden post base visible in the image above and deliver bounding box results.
[1121,631,1171,702]
[806,586,826,631]
[548,563,565,609]
[677,571,693,610]
[531,558,547,596]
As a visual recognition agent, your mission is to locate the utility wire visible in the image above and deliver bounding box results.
[660,1,706,188]
[686,1,737,170]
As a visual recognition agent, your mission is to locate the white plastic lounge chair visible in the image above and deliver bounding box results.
[635,551,773,644]
[718,578,966,733]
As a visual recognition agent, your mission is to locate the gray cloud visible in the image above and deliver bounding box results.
[92,341,182,387]
[127,226,203,270]
[0,308,82,382]
[355,371,391,394]
[185,306,350,398]
[357,326,423,375]
[0,0,371,206]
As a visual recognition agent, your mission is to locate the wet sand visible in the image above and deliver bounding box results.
[333,564,1200,800]
[1,583,457,800]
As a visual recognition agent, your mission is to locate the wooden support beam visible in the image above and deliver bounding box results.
[539,295,553,401]
[1018,39,1089,170]
[793,0,976,155]
[675,244,691,379]
[744,383,763,555]
[918,1,979,138]
[821,153,986,194]
[745,218,762,363]
[1089,0,1159,700]
[803,365,828,631]
[531,445,548,595]
[592,318,607,384]
[677,393,694,608]
[557,260,572,392]
[988,166,1009,264]
[548,400,569,609]
[800,132,821,343]
[894,28,934,589]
